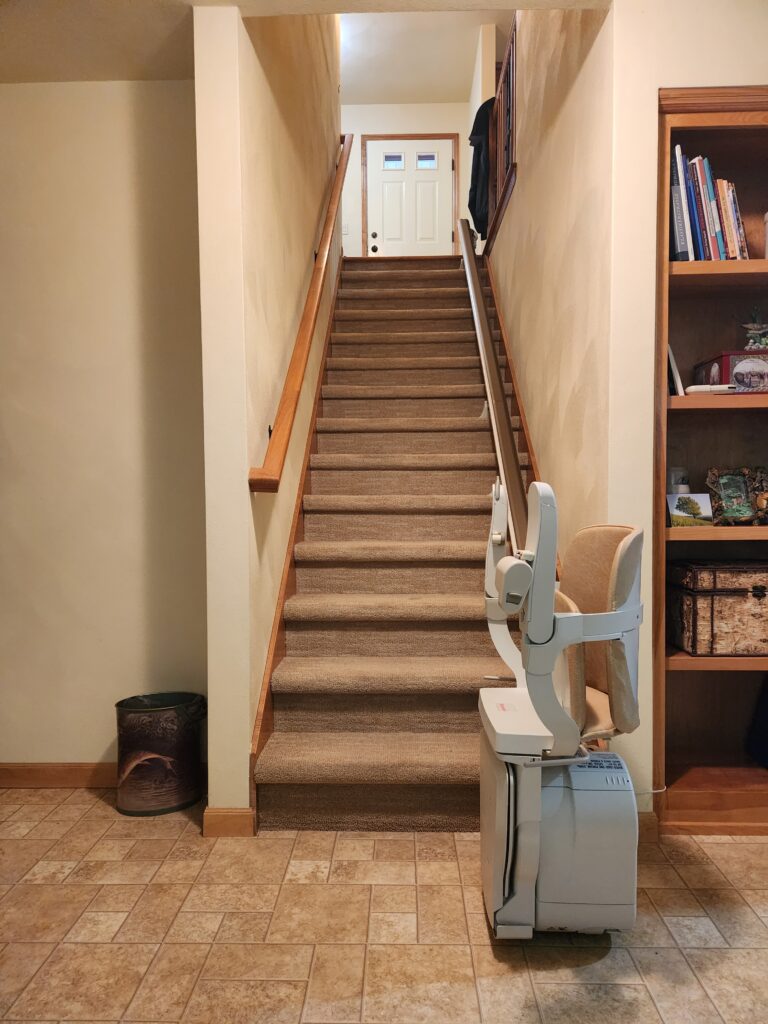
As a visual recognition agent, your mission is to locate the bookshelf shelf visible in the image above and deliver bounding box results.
[655,87,768,834]
[668,394,768,409]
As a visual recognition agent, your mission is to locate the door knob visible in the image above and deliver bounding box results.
[371,245,378,253]
[371,231,378,238]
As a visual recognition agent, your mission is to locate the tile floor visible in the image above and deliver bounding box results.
[0,789,767,1023]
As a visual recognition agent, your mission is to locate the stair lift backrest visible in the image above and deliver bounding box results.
[559,526,643,736]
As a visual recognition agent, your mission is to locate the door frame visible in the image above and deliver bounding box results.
[360,133,460,257]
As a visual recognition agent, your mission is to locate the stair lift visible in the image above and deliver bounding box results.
[480,480,644,938]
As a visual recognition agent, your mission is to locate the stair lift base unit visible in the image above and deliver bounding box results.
[479,481,643,939]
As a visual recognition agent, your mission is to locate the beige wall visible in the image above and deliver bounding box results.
[0,80,206,763]
[194,7,341,808]
[341,102,471,257]
[468,23,496,137]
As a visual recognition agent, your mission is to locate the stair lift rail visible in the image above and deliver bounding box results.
[458,219,527,552]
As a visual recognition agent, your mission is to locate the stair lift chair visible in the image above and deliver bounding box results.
[479,481,644,938]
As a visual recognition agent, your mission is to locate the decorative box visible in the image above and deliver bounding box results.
[693,351,768,391]
[668,561,768,656]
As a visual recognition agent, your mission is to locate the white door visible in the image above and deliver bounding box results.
[365,138,455,257]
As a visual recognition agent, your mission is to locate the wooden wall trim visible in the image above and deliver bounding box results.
[249,133,353,493]
[249,259,343,820]
[203,806,254,838]
[659,86,768,114]
[0,763,117,788]
[360,133,460,258]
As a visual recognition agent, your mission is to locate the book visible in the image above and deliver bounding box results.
[674,145,694,260]
[689,158,712,259]
[715,178,736,259]
[729,182,749,259]
[703,158,726,259]
[684,158,705,260]
[670,149,690,260]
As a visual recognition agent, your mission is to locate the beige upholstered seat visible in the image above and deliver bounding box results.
[557,525,643,742]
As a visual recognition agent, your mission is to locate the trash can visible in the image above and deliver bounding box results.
[116,692,206,816]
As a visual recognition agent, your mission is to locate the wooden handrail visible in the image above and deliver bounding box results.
[249,133,353,492]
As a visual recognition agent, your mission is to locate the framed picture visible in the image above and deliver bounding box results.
[666,493,713,527]
[706,467,760,524]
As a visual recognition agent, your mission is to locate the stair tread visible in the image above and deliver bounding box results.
[271,656,511,693]
[310,453,497,469]
[335,308,472,320]
[284,592,486,622]
[303,494,491,513]
[326,357,481,369]
[342,270,467,284]
[294,540,486,562]
[254,731,480,785]
[322,384,511,398]
[332,332,497,343]
[316,416,501,433]
[338,288,470,301]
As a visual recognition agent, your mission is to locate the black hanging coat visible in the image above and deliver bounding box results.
[468,97,495,239]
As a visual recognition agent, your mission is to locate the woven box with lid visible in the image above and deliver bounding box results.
[668,561,768,656]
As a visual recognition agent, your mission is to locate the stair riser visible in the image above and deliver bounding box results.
[326,368,484,385]
[285,623,498,656]
[334,317,476,334]
[273,693,480,733]
[316,431,494,454]
[331,341,481,359]
[308,469,497,495]
[337,295,471,311]
[343,257,461,271]
[321,397,494,417]
[303,512,490,541]
[341,273,466,289]
[295,563,484,594]
[256,783,479,831]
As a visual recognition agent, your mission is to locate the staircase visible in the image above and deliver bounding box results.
[253,254,531,831]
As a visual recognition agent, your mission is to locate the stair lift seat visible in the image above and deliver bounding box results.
[479,482,643,938]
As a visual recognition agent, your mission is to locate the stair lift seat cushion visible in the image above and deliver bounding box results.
[560,525,643,738]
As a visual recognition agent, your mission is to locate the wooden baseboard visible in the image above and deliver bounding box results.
[0,763,118,788]
[203,806,255,837]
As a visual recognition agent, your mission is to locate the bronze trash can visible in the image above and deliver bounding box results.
[116,692,206,816]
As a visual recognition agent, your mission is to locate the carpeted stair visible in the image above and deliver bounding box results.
[253,254,528,831]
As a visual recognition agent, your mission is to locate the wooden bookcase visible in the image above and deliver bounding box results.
[654,88,768,833]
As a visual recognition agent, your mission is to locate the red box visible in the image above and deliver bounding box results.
[694,350,768,391]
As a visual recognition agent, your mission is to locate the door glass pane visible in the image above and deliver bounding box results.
[382,152,404,170]
[416,153,438,170]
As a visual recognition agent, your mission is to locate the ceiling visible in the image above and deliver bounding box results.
[341,11,513,104]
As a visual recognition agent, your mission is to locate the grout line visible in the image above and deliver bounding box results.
[679,945,729,1024]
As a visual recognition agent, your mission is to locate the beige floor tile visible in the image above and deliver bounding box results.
[665,917,727,948]
[535,983,661,1023]
[106,817,187,838]
[284,860,330,883]
[203,942,313,980]
[11,942,156,1020]
[646,889,707,917]
[292,832,335,860]
[417,885,468,943]
[0,804,21,821]
[41,820,110,861]
[24,819,74,841]
[0,883,98,941]
[690,834,734,844]
[0,942,55,1014]
[20,859,77,884]
[639,843,669,864]
[339,831,414,841]
[68,860,161,884]
[267,884,370,943]
[731,834,768,843]
[612,892,676,948]
[525,946,643,984]
[455,831,480,841]
[676,862,733,889]
[88,884,145,912]
[368,912,417,944]
[183,884,279,913]
[127,838,176,861]
[115,883,190,942]
[167,832,216,861]
[0,882,11,901]
[740,889,768,916]
[43,802,91,823]
[630,947,722,1024]
[686,948,768,1024]
[330,860,415,885]
[637,864,686,889]
[370,885,416,914]
[0,789,70,805]
[152,859,203,884]
[0,821,35,839]
[692,888,768,947]
[416,860,461,884]
[124,942,209,1021]
[462,885,484,914]
[415,833,456,862]
[639,814,660,843]
[374,839,414,861]
[8,803,60,823]
[165,912,223,943]
[0,840,56,883]
[304,943,365,1023]
[333,838,374,861]
[197,837,294,884]
[363,943,480,1023]
[83,838,136,862]
[64,911,128,942]
[183,979,306,1024]
[472,946,540,1024]
[698,843,768,888]
[257,829,298,839]
[61,787,109,806]
[215,913,271,943]
[659,836,712,865]
[466,912,498,945]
